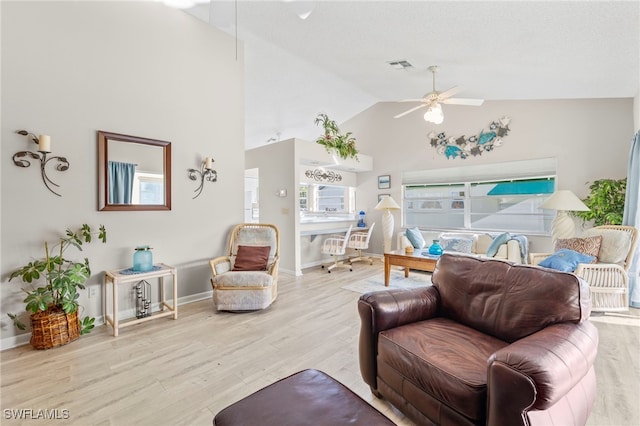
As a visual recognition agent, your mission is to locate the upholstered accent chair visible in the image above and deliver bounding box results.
[359,254,597,426]
[348,223,375,265]
[530,225,638,312]
[209,223,280,311]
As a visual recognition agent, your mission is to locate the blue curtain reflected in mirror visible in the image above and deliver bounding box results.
[108,161,136,204]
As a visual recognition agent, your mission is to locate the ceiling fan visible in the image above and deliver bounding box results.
[394,65,484,124]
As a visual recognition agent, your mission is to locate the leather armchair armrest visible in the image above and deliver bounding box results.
[487,321,598,426]
[358,286,440,389]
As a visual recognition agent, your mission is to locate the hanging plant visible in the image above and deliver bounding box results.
[428,116,511,159]
[314,113,359,160]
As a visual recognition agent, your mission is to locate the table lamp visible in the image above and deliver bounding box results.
[375,195,401,252]
[539,190,589,245]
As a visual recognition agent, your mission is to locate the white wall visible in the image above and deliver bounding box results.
[1,1,245,347]
[634,89,640,132]
[245,139,297,274]
[343,98,634,254]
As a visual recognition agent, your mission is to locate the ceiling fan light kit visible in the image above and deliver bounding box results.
[395,65,484,124]
[423,103,443,124]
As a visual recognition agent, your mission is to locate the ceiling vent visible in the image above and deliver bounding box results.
[387,60,413,70]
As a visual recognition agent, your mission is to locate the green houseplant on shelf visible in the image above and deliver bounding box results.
[7,224,107,349]
[573,178,627,226]
[314,113,359,160]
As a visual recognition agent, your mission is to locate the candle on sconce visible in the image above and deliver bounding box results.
[38,135,51,153]
[205,157,213,170]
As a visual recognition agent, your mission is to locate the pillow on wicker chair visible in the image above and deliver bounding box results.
[233,245,271,271]
[555,236,602,263]
[582,228,632,265]
[539,249,596,272]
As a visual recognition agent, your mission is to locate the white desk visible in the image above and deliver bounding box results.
[300,225,367,242]
[103,263,178,336]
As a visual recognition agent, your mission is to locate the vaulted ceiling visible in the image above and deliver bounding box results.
[184,1,640,149]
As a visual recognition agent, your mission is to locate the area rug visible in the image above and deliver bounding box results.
[341,270,432,294]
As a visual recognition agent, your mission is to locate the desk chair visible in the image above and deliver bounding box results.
[321,225,353,273]
[348,223,375,265]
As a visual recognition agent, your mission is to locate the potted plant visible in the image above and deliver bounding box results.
[573,178,627,226]
[314,113,359,160]
[7,224,107,349]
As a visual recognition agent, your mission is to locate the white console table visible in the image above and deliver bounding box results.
[103,263,178,336]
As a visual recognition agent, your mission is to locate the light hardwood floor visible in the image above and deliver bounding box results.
[1,263,639,425]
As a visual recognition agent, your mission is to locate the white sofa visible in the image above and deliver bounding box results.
[398,230,524,263]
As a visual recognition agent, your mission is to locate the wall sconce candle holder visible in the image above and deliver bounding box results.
[13,130,69,197]
[188,157,217,198]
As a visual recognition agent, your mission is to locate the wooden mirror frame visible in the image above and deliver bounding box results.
[97,131,172,211]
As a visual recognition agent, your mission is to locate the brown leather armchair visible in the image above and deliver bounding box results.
[358,254,598,426]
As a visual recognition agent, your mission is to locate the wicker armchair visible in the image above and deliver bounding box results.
[530,225,638,312]
[209,223,280,311]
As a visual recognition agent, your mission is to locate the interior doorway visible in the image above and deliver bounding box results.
[244,168,259,223]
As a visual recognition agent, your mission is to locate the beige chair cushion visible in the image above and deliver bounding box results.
[582,228,632,265]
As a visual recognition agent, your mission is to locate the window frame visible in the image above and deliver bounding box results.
[402,176,556,235]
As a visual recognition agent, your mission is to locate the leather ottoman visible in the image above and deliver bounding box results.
[213,369,395,425]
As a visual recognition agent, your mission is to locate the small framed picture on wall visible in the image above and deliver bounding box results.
[378,175,391,189]
[378,194,390,203]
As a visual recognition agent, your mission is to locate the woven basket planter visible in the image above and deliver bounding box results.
[30,308,80,350]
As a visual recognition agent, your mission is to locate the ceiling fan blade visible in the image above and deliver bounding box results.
[394,104,427,118]
[398,98,428,103]
[437,86,461,100]
[441,98,485,106]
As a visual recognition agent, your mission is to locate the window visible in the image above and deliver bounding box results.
[299,183,355,215]
[403,178,555,234]
[401,158,558,234]
[405,184,466,229]
[299,185,308,211]
[132,172,164,205]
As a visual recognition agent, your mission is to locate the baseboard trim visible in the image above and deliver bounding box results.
[0,290,215,351]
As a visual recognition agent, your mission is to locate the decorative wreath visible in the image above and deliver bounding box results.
[428,116,511,160]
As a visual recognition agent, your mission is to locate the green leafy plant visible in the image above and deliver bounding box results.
[8,224,107,335]
[314,113,359,160]
[573,178,627,226]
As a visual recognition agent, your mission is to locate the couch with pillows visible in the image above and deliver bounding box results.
[399,228,525,263]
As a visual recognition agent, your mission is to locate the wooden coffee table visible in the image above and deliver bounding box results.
[384,250,439,286]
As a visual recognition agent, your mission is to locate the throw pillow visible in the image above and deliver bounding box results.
[538,248,596,272]
[486,232,511,257]
[582,228,632,265]
[232,245,271,271]
[440,237,474,253]
[554,236,602,263]
[405,227,426,249]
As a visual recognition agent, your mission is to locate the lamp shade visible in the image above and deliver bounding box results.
[539,190,589,211]
[375,195,401,210]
